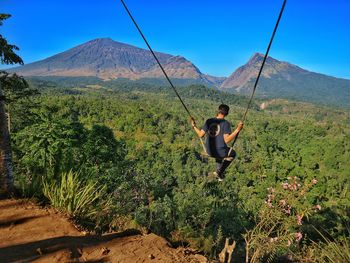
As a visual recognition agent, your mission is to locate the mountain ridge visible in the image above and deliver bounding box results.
[9,38,224,86]
[220,52,315,90]
[9,38,350,107]
[220,52,350,107]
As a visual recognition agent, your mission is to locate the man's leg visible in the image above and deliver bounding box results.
[216,150,236,179]
[216,158,223,175]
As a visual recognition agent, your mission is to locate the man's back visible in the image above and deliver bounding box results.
[191,104,243,179]
[203,118,232,158]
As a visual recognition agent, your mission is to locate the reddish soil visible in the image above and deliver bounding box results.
[0,199,208,263]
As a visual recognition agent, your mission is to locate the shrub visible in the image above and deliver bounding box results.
[43,170,111,219]
[243,177,321,263]
[15,173,44,198]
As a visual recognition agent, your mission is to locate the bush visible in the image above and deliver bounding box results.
[15,173,44,198]
[43,170,111,219]
[243,177,321,262]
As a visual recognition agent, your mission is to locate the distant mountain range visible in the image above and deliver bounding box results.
[9,38,350,107]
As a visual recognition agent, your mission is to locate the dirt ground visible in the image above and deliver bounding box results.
[0,199,208,263]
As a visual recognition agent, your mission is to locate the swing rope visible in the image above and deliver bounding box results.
[120,0,207,153]
[120,0,287,158]
[227,0,287,156]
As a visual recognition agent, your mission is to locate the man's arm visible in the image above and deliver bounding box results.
[224,121,244,143]
[191,118,206,138]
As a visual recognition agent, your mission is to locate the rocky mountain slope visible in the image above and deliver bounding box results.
[220,53,350,107]
[9,38,223,86]
[220,53,305,90]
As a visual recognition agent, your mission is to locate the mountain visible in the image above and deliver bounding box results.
[220,53,350,107]
[9,38,224,86]
[9,39,350,107]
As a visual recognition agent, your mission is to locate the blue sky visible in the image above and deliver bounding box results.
[1,0,349,78]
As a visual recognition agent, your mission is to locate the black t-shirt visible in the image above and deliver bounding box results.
[202,118,232,158]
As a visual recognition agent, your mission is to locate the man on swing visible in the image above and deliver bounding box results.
[191,104,244,181]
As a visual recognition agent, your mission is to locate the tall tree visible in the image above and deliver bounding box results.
[0,14,28,198]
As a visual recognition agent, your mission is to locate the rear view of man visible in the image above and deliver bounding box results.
[191,104,243,181]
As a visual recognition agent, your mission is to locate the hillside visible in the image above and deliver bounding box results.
[221,53,350,107]
[3,80,350,262]
[0,199,207,263]
[9,38,223,86]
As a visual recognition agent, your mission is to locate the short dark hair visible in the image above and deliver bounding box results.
[218,104,229,116]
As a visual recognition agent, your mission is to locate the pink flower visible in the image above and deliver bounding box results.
[283,205,291,215]
[284,207,291,215]
[287,240,292,247]
[282,182,289,189]
[295,232,303,242]
[296,214,303,225]
[279,199,286,206]
[314,204,321,211]
[288,183,298,191]
[312,178,318,185]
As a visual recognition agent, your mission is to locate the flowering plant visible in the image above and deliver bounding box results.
[243,177,321,263]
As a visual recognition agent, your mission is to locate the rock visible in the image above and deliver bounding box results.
[101,247,110,255]
[77,248,83,257]
[36,248,43,255]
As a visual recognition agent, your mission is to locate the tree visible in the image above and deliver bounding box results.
[14,106,83,179]
[0,14,28,198]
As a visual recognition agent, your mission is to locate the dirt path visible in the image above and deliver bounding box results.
[0,199,208,263]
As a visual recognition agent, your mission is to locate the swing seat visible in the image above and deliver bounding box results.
[199,150,234,163]
[223,156,234,161]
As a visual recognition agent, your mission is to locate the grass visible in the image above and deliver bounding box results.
[311,232,350,263]
[43,170,111,219]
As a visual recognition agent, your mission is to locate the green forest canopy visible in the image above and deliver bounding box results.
[9,78,350,261]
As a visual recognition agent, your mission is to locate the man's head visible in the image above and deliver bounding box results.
[218,104,230,117]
